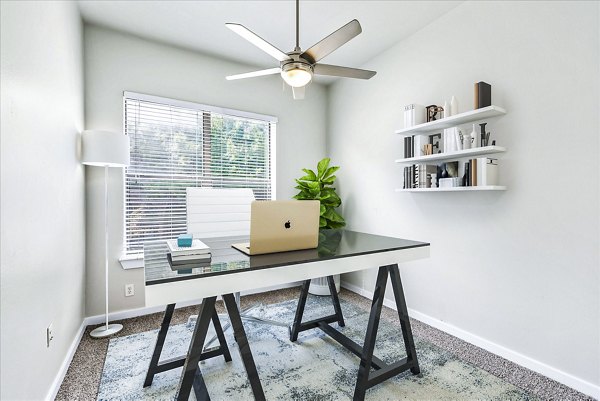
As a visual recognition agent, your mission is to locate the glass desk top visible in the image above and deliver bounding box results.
[144,230,429,286]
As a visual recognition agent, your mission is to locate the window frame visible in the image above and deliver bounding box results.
[120,91,277,261]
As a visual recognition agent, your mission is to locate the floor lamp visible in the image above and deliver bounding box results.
[82,130,130,338]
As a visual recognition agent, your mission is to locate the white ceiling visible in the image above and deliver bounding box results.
[78,1,461,83]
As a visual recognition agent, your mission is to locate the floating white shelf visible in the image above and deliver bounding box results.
[395,105,507,135]
[395,146,506,164]
[395,185,507,193]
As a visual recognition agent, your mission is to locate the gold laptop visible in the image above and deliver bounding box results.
[232,200,320,255]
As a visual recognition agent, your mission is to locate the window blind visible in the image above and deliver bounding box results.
[124,93,275,255]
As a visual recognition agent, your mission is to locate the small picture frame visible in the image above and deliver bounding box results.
[426,105,444,122]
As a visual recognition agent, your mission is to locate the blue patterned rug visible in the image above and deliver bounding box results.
[97,295,536,400]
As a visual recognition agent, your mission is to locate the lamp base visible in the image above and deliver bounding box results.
[90,323,123,338]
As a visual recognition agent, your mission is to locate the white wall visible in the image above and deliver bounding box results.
[84,25,328,315]
[328,0,599,396]
[0,1,85,400]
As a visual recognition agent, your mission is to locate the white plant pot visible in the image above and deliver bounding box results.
[308,274,341,295]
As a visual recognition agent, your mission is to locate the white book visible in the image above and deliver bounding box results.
[477,158,499,186]
[167,239,210,256]
[413,135,428,157]
[443,129,449,153]
[413,104,426,125]
[171,253,212,262]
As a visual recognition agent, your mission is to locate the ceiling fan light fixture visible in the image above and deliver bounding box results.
[281,62,313,88]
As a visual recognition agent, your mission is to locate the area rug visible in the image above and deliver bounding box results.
[97,295,536,400]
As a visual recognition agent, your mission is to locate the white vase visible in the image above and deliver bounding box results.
[451,96,458,115]
[455,128,463,151]
[430,173,437,188]
[469,123,478,147]
[444,100,451,118]
[463,131,471,150]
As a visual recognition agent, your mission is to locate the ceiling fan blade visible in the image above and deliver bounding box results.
[292,86,305,100]
[313,63,376,80]
[301,19,362,64]
[226,68,281,81]
[226,23,291,62]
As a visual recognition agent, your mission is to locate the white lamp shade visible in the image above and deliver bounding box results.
[82,130,130,167]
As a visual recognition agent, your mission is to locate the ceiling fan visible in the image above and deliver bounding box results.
[225,0,377,100]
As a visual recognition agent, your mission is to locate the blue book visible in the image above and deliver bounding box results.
[177,234,193,247]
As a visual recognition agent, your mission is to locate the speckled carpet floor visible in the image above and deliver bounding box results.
[57,288,593,401]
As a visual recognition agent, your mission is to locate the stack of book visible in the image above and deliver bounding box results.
[167,238,211,265]
[403,104,426,128]
[405,134,439,158]
[464,158,498,186]
[404,164,437,189]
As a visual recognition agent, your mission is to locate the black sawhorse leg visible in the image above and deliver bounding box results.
[290,266,420,401]
[290,275,346,342]
[174,294,266,401]
[352,264,419,400]
[223,293,266,401]
[143,301,232,401]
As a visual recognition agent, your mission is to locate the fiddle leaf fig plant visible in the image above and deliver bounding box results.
[293,158,346,229]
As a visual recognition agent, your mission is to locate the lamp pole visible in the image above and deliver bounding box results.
[82,130,129,338]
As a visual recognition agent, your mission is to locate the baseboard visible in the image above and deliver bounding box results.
[48,282,300,399]
[46,320,87,401]
[84,281,301,326]
[341,281,600,399]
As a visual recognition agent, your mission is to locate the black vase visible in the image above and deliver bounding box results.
[441,163,449,178]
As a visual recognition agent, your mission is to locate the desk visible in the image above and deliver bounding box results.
[144,230,430,401]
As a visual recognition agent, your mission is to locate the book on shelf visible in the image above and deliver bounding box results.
[167,238,210,257]
[413,165,418,188]
[404,136,415,158]
[403,165,413,189]
[470,158,478,186]
[474,82,492,109]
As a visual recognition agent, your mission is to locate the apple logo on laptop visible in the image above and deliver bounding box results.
[284,220,291,229]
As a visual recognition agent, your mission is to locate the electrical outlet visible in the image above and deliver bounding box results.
[125,284,135,297]
[46,323,54,347]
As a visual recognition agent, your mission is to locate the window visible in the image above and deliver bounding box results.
[124,92,276,255]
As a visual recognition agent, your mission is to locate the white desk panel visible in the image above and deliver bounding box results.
[146,245,429,307]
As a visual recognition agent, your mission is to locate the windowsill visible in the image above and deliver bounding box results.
[119,253,144,270]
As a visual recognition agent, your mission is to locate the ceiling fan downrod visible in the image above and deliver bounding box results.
[295,0,300,52]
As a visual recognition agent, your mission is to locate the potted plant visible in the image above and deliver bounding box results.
[294,158,345,296]
[293,158,346,229]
